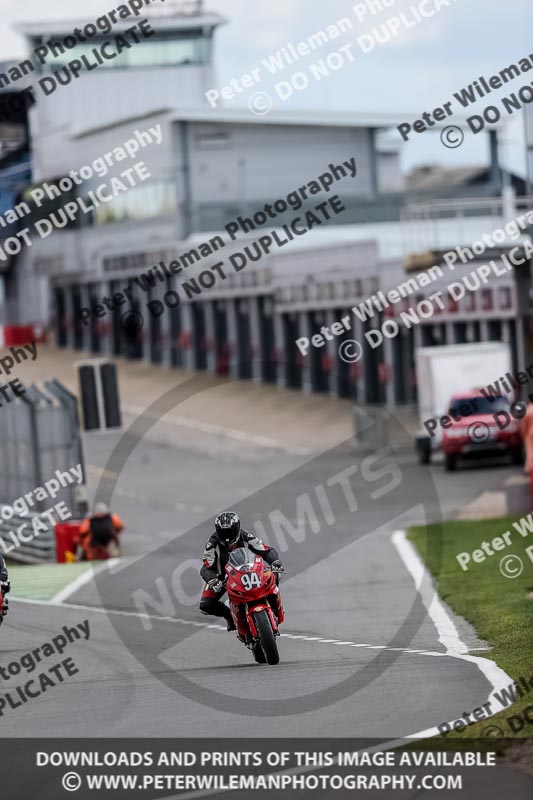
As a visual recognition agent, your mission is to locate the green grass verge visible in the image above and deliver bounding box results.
[8,562,93,601]
[407,516,533,749]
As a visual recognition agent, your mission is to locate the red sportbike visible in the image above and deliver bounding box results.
[224,547,285,665]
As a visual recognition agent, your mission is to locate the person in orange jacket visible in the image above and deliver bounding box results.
[78,502,124,561]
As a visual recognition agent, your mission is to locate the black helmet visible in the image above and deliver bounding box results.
[214,511,241,545]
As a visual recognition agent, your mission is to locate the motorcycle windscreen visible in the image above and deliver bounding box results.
[227,547,255,570]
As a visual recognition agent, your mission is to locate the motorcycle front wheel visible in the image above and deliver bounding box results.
[252,642,266,663]
[253,609,279,665]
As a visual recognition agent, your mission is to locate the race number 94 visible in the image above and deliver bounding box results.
[241,572,261,590]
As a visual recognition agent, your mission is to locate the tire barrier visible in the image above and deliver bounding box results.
[76,359,121,432]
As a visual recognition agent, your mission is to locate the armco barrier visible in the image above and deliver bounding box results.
[2,324,47,346]
[0,512,57,563]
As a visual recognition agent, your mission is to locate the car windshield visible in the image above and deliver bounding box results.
[448,396,509,416]
[228,547,255,569]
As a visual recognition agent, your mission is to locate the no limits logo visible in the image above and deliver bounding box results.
[92,370,444,717]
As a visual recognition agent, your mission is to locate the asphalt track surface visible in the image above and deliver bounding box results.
[1,412,525,739]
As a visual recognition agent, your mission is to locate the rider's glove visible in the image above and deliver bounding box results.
[207,578,224,593]
[1,581,10,595]
[271,560,285,574]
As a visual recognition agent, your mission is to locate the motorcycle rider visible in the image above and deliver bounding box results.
[199,511,284,631]
[77,502,124,561]
[0,553,10,622]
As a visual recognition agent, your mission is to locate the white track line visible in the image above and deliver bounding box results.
[391,529,513,736]
[11,596,486,659]
[50,559,120,604]
[9,530,513,800]
[149,531,517,800]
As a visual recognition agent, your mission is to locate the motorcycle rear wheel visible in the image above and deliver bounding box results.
[254,609,279,665]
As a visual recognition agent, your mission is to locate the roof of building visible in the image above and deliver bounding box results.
[66,103,501,141]
[181,227,386,275]
[168,107,417,129]
[406,164,524,192]
[406,165,486,191]
[70,106,461,140]
[16,12,227,37]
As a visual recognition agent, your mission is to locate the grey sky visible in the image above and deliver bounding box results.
[0,0,530,176]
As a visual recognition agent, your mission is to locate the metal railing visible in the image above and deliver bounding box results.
[400,193,533,255]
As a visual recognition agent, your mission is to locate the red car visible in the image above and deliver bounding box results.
[442,392,523,471]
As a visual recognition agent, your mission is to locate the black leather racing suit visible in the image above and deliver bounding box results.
[0,554,9,621]
[199,529,279,625]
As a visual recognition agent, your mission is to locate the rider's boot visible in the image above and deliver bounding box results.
[223,608,236,632]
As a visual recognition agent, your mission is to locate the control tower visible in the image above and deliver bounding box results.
[17,0,227,178]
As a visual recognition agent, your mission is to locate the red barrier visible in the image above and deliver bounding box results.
[55,521,82,563]
[3,324,47,346]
